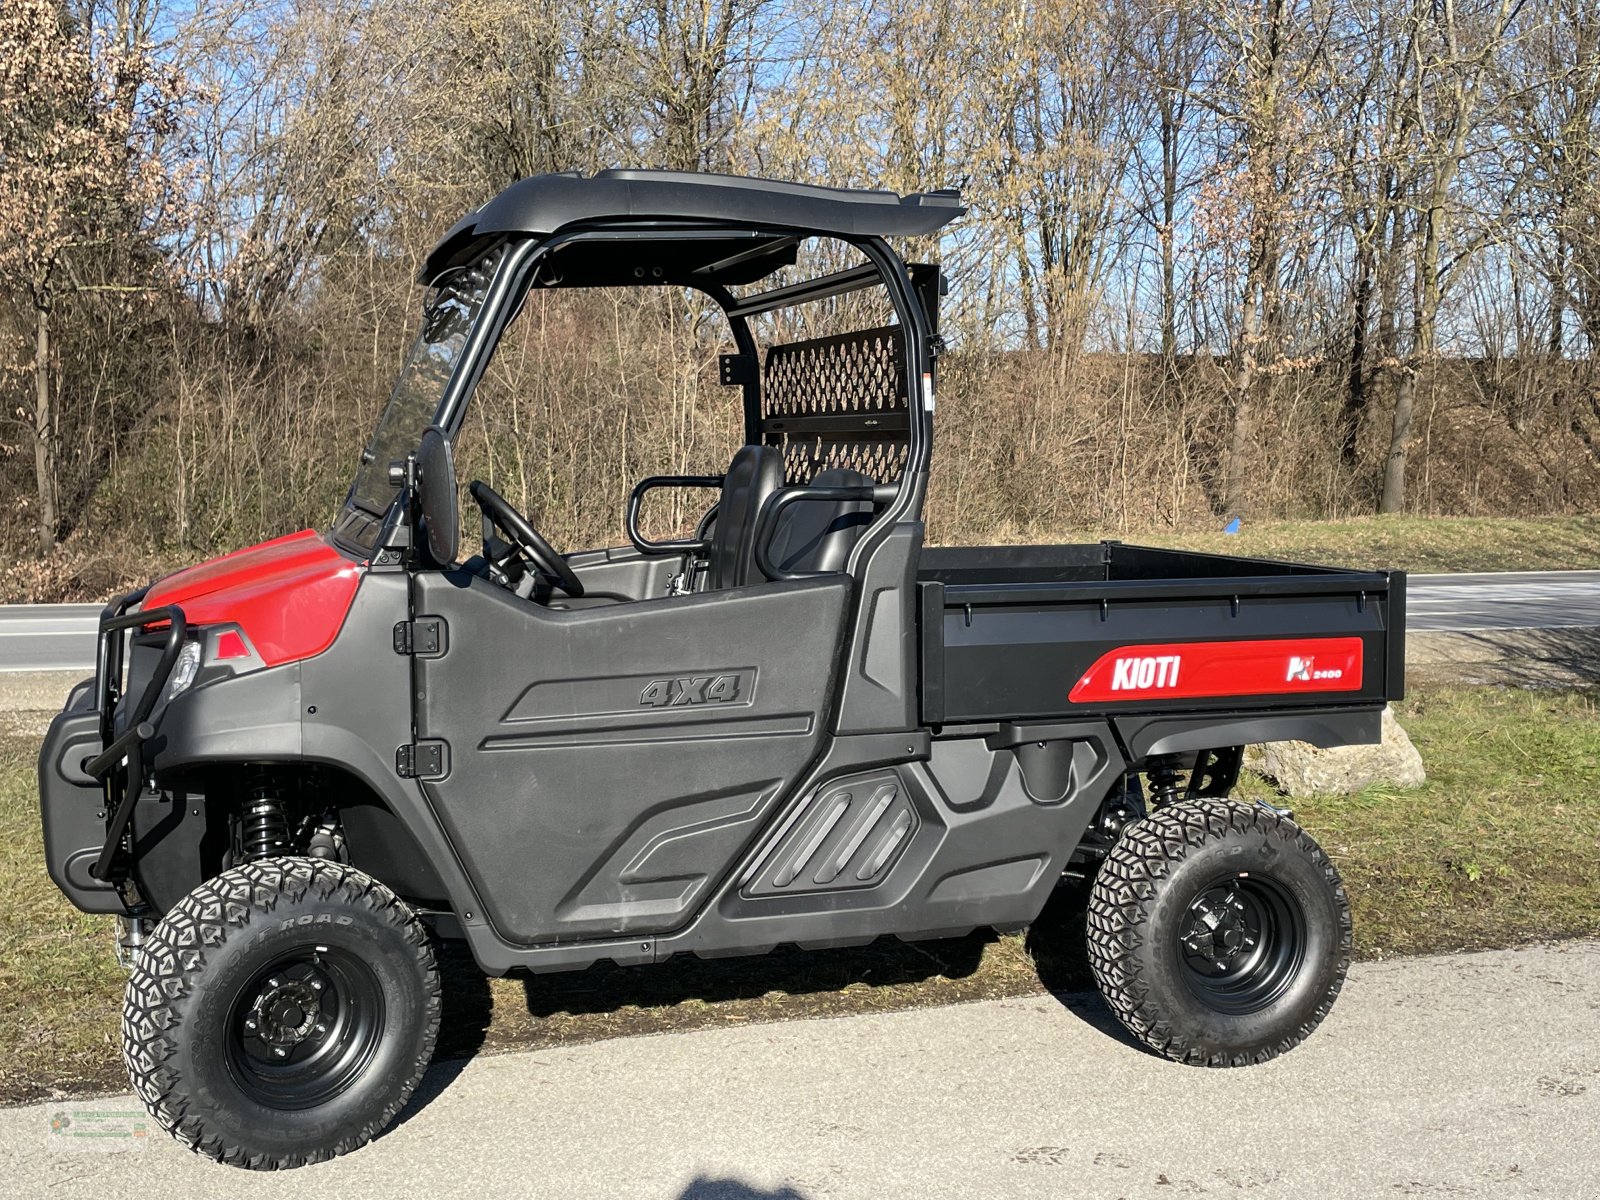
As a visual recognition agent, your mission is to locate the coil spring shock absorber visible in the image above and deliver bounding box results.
[1145,753,1186,808]
[241,771,290,861]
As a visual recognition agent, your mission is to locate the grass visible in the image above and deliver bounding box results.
[1133,513,1600,574]
[939,512,1600,572]
[2,685,1598,1103]
[0,737,126,1102]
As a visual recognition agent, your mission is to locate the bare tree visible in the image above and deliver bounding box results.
[0,0,192,554]
[1126,0,1208,369]
[1379,0,1519,513]
[1196,0,1326,517]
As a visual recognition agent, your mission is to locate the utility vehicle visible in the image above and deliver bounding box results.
[39,170,1405,1169]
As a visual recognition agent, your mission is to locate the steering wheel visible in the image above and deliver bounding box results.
[468,480,584,598]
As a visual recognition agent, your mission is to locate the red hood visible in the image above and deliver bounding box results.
[142,530,362,667]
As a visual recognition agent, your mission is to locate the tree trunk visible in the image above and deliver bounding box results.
[1222,0,1283,519]
[32,302,58,556]
[1224,279,1260,518]
[1381,203,1441,514]
[1380,368,1414,513]
[1340,235,1374,467]
[1549,228,1567,358]
[1016,241,1041,352]
[1375,177,1405,362]
[1159,94,1180,373]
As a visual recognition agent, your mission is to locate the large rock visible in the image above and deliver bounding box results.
[1244,705,1425,797]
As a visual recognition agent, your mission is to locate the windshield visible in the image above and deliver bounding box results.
[347,245,505,515]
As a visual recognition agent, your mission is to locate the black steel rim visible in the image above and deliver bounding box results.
[225,946,384,1110]
[1177,873,1307,1015]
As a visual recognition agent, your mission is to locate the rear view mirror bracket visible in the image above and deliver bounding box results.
[373,453,419,567]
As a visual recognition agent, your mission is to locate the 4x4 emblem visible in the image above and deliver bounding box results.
[640,674,743,707]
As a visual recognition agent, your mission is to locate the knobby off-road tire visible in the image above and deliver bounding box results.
[122,858,441,1169]
[1086,798,1352,1067]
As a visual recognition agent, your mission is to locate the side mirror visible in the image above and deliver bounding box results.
[415,426,458,567]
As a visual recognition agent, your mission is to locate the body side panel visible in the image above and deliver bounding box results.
[413,571,852,946]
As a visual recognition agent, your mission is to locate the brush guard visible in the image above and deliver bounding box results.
[82,587,188,885]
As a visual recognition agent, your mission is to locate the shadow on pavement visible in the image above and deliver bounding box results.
[1407,626,1600,688]
[515,931,991,1022]
[392,874,1151,1136]
[1024,875,1158,1058]
[391,936,494,1130]
[676,1179,810,1199]
[390,925,992,1131]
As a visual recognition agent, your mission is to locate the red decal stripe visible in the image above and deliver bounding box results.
[1069,637,1364,704]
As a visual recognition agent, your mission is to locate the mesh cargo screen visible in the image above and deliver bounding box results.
[761,325,910,484]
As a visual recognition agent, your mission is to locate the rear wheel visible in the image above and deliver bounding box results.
[122,858,440,1169]
[1086,798,1351,1066]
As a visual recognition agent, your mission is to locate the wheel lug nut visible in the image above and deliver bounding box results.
[310,980,322,991]
[274,1047,287,1057]
[314,1024,326,1034]
[244,1019,256,1031]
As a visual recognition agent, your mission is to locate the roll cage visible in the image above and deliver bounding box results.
[333,175,961,575]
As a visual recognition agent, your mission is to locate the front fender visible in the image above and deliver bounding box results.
[150,661,304,771]
[145,571,488,925]
[40,570,486,926]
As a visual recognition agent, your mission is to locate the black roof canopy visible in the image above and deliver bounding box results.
[421,170,965,282]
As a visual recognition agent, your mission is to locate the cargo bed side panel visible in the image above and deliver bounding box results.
[921,580,1396,725]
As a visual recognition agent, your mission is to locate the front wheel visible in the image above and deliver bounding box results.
[1086,798,1351,1067]
[122,858,441,1169]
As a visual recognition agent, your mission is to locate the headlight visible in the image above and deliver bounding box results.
[165,640,202,701]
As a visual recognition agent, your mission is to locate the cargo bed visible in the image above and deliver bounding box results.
[917,541,1405,725]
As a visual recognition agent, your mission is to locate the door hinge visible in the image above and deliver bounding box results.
[395,740,449,780]
[393,616,448,657]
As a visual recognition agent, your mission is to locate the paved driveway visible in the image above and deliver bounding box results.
[5,939,1597,1199]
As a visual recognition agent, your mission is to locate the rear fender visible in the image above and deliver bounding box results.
[1115,706,1384,762]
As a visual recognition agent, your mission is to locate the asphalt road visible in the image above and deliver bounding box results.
[1409,570,1600,631]
[4,939,1596,1199]
[3,571,1599,672]
[0,603,101,672]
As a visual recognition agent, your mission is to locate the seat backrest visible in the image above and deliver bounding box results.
[765,468,875,577]
[708,444,785,589]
